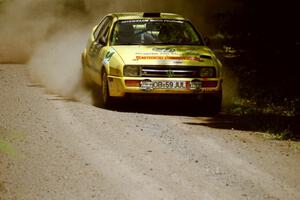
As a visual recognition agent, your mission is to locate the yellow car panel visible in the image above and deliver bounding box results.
[82,12,223,113]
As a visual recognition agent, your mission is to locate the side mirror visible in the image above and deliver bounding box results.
[99,36,107,45]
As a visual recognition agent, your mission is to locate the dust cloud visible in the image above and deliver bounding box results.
[0,0,240,108]
[222,66,239,107]
[1,0,93,102]
[28,28,93,103]
[0,0,60,63]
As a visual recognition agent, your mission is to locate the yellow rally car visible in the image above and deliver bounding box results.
[82,12,223,113]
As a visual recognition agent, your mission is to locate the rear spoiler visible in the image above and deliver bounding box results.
[143,12,161,17]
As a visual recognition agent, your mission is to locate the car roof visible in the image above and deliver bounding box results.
[108,12,186,21]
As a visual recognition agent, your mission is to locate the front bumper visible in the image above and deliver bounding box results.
[107,75,222,97]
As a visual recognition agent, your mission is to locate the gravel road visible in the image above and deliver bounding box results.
[0,65,299,200]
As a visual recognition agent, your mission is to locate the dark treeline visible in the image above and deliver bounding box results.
[210,1,298,106]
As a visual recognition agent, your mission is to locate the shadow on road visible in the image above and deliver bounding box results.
[103,99,300,140]
[92,95,300,140]
[185,114,300,140]
[106,99,217,117]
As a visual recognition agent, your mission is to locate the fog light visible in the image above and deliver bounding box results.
[125,80,140,87]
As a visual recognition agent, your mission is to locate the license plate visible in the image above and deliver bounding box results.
[152,81,186,89]
[140,80,201,90]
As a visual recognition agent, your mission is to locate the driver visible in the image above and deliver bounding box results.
[115,23,137,44]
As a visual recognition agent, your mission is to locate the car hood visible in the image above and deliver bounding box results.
[111,45,216,66]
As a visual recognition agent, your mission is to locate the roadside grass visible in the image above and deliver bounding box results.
[224,96,300,140]
[288,142,300,152]
[212,45,300,141]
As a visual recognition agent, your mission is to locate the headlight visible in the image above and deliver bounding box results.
[123,65,141,77]
[199,67,216,78]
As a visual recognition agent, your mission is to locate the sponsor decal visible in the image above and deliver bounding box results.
[121,19,184,24]
[152,48,176,53]
[136,52,159,56]
[103,49,115,65]
[136,56,203,62]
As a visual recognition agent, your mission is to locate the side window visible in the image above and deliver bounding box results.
[93,18,107,39]
[96,17,113,44]
[93,25,101,40]
[93,16,112,40]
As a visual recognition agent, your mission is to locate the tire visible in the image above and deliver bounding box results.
[202,92,222,116]
[99,70,113,108]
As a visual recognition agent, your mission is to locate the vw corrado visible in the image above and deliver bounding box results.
[82,12,223,113]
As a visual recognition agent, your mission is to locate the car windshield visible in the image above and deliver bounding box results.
[110,19,203,45]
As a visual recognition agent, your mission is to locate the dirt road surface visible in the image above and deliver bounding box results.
[0,64,299,200]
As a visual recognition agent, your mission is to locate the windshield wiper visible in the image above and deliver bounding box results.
[153,41,180,45]
[152,42,202,45]
[115,43,143,45]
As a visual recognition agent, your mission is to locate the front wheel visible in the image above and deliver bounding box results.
[202,92,222,116]
[99,70,113,108]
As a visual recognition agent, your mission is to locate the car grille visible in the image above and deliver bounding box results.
[141,66,200,78]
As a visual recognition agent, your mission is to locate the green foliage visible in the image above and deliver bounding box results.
[210,1,298,104]
[226,96,299,140]
[0,127,24,156]
[271,129,293,140]
[229,96,298,117]
[289,142,300,152]
[0,138,16,156]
